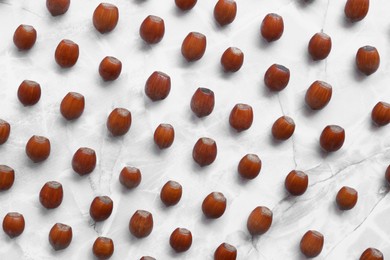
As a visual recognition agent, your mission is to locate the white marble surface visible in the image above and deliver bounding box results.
[0,0,389,259]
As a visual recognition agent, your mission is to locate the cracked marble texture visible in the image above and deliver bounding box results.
[0,0,389,259]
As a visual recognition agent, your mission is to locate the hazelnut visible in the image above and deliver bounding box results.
[345,0,369,22]
[284,170,308,196]
[13,24,37,50]
[229,103,253,132]
[106,108,132,136]
[154,124,174,149]
[300,230,324,258]
[2,212,25,238]
[129,210,153,238]
[90,196,113,222]
[99,56,122,81]
[93,237,114,259]
[46,0,70,16]
[119,166,141,189]
[190,87,215,117]
[238,154,261,180]
[25,135,51,163]
[72,147,97,175]
[0,120,10,145]
[49,223,72,250]
[60,92,85,120]
[246,206,272,235]
[214,243,237,260]
[192,137,217,166]
[213,0,237,26]
[305,81,332,110]
[261,13,284,42]
[221,47,244,72]
[175,0,197,11]
[160,180,182,207]
[320,125,345,152]
[140,257,156,260]
[385,165,390,185]
[39,181,63,209]
[264,64,290,91]
[371,102,390,126]
[169,228,192,252]
[145,71,171,101]
[17,80,41,106]
[139,15,165,44]
[55,39,79,68]
[271,116,295,140]
[360,248,383,260]
[336,186,358,210]
[356,46,380,75]
[93,3,119,33]
[202,192,227,219]
[308,32,332,60]
[181,32,207,62]
[0,165,14,191]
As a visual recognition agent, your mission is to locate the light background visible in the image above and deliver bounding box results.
[0,0,389,259]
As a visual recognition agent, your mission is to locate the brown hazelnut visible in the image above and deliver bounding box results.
[106,108,132,136]
[169,228,192,252]
[202,192,227,219]
[371,102,390,126]
[181,32,207,62]
[221,47,244,72]
[360,248,384,260]
[46,0,70,16]
[60,92,85,120]
[260,13,284,42]
[285,170,308,196]
[190,88,215,117]
[160,180,182,207]
[25,135,51,163]
[336,186,358,210]
[271,116,295,140]
[175,0,197,11]
[320,125,345,152]
[2,212,25,238]
[72,147,97,175]
[17,80,41,106]
[49,223,72,250]
[0,165,14,191]
[39,181,63,209]
[345,0,369,22]
[356,46,380,76]
[99,56,122,81]
[119,166,141,189]
[154,124,174,149]
[385,165,390,185]
[192,137,217,166]
[229,103,253,132]
[305,80,332,110]
[238,154,261,180]
[0,120,10,145]
[129,210,153,238]
[213,0,237,26]
[140,257,156,260]
[145,71,171,101]
[300,230,324,258]
[93,3,119,34]
[264,64,290,91]
[139,15,165,44]
[246,206,272,235]
[308,32,332,60]
[55,39,79,68]
[13,24,37,50]
[93,237,114,259]
[214,243,237,260]
[90,196,113,222]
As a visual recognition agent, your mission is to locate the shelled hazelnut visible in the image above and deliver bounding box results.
[72,147,97,175]
[99,56,122,81]
[119,166,141,189]
[60,92,85,120]
[300,230,324,258]
[17,80,41,106]
[139,15,165,44]
[93,3,119,33]
[154,124,174,149]
[264,64,290,91]
[247,206,272,235]
[238,154,261,180]
[271,116,295,140]
[93,237,114,259]
[214,243,237,260]
[181,32,207,62]
[284,170,308,196]
[46,0,70,16]
[371,102,390,126]
[336,186,358,210]
[344,0,369,22]
[190,88,215,117]
[49,223,72,250]
[261,13,284,42]
[169,228,192,252]
[13,25,37,50]
[221,47,244,72]
[175,0,197,11]
[213,0,237,26]
[39,181,63,209]
[0,120,10,144]
[160,181,182,206]
[308,32,332,60]
[90,196,113,222]
[229,104,253,131]
[145,71,171,101]
[106,108,132,136]
[25,135,51,163]
[356,46,380,75]
[305,81,332,110]
[202,192,227,219]
[2,212,25,238]
[0,165,14,191]
[129,210,153,238]
[192,137,217,166]
[55,39,79,68]
[320,125,345,152]
[359,248,383,260]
